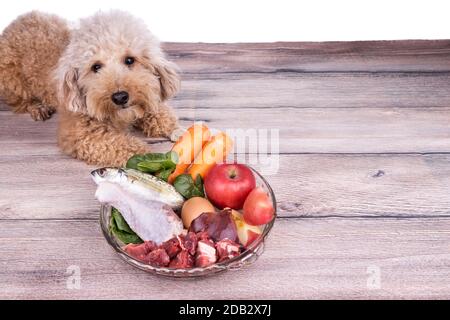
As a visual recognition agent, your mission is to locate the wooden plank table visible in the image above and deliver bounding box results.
[1,40,450,299]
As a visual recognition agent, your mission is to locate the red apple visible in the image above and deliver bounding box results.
[243,187,274,225]
[204,163,256,210]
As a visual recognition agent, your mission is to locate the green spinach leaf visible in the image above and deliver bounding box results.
[109,207,142,244]
[155,168,173,182]
[128,151,178,176]
[137,161,163,173]
[173,174,205,199]
[126,154,146,170]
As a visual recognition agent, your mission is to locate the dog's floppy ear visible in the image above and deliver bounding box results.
[57,67,85,112]
[154,59,180,100]
[142,55,180,100]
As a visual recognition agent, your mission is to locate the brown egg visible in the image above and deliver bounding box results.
[181,197,215,228]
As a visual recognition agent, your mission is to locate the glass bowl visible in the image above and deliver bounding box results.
[99,167,276,278]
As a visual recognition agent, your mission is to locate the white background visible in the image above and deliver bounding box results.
[1,0,449,42]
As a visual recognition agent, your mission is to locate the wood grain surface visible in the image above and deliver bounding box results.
[162,41,450,73]
[2,153,450,220]
[3,107,450,154]
[1,218,449,299]
[1,40,450,299]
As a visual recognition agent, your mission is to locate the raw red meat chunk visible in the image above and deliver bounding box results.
[123,241,157,261]
[123,231,241,269]
[180,232,198,255]
[196,231,211,242]
[169,250,194,269]
[216,239,241,262]
[161,237,181,258]
[195,239,217,267]
[145,248,170,267]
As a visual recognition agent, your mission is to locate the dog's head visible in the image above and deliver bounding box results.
[55,10,179,126]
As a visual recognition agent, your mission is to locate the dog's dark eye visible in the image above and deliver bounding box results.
[124,57,135,66]
[91,63,102,73]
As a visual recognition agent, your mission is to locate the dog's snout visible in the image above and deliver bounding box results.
[111,91,129,106]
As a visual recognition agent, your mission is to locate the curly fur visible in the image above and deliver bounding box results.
[0,11,179,166]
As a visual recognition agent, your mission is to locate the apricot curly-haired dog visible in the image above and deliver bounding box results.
[0,10,179,166]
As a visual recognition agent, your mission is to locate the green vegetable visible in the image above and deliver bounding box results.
[126,154,146,170]
[126,151,178,181]
[155,168,174,182]
[144,151,178,164]
[109,207,142,244]
[137,161,163,173]
[173,174,205,199]
[111,207,134,233]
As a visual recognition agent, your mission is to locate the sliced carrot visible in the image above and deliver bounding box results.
[168,124,211,184]
[188,132,234,180]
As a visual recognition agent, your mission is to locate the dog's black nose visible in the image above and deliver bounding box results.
[111,91,129,106]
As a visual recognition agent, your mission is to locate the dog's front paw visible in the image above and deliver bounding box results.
[28,104,56,121]
[154,116,179,139]
[136,106,179,139]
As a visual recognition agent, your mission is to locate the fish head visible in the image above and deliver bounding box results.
[91,167,122,184]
